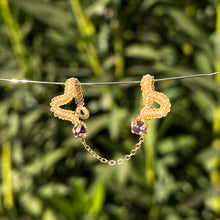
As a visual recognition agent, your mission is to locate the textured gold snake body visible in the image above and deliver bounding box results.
[50,75,171,165]
[132,74,171,129]
[50,78,89,136]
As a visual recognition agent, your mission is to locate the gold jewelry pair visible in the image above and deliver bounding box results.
[50,74,171,165]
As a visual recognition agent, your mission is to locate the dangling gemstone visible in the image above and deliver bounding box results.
[74,124,87,138]
[131,121,147,135]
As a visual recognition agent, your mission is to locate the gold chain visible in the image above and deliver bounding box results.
[80,135,145,166]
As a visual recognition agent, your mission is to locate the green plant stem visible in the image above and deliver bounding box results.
[210,2,220,218]
[145,120,158,219]
[2,142,14,209]
[145,137,155,190]
[114,32,124,80]
[144,119,156,190]
[69,0,103,77]
[85,42,104,78]
[0,0,27,77]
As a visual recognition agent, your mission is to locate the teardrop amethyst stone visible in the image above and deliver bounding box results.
[74,125,87,138]
[131,121,147,135]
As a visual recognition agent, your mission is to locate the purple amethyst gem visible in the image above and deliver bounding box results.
[131,121,147,135]
[74,125,87,138]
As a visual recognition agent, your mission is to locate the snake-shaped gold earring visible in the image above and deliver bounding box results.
[50,78,89,138]
[131,74,171,135]
[50,75,171,166]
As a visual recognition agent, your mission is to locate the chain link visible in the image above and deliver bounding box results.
[80,135,145,166]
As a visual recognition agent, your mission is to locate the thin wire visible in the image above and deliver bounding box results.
[0,71,220,86]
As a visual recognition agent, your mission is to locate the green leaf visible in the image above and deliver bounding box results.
[89,180,106,214]
[10,0,74,34]
[125,44,160,60]
[49,196,75,219]
[158,135,197,155]
[22,109,43,131]
[167,8,205,40]
[194,51,213,73]
[109,106,127,141]
[20,193,42,217]
[71,178,88,217]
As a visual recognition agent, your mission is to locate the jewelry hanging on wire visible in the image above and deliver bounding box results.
[0,71,219,85]
[50,78,89,138]
[50,74,171,166]
[131,74,171,136]
[0,71,219,164]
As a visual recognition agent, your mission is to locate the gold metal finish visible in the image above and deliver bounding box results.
[80,135,145,166]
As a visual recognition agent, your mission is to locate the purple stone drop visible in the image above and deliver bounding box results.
[132,121,147,135]
[74,125,86,138]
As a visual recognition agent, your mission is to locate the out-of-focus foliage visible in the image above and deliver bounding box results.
[0,0,220,219]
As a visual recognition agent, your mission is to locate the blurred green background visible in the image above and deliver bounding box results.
[0,0,220,219]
